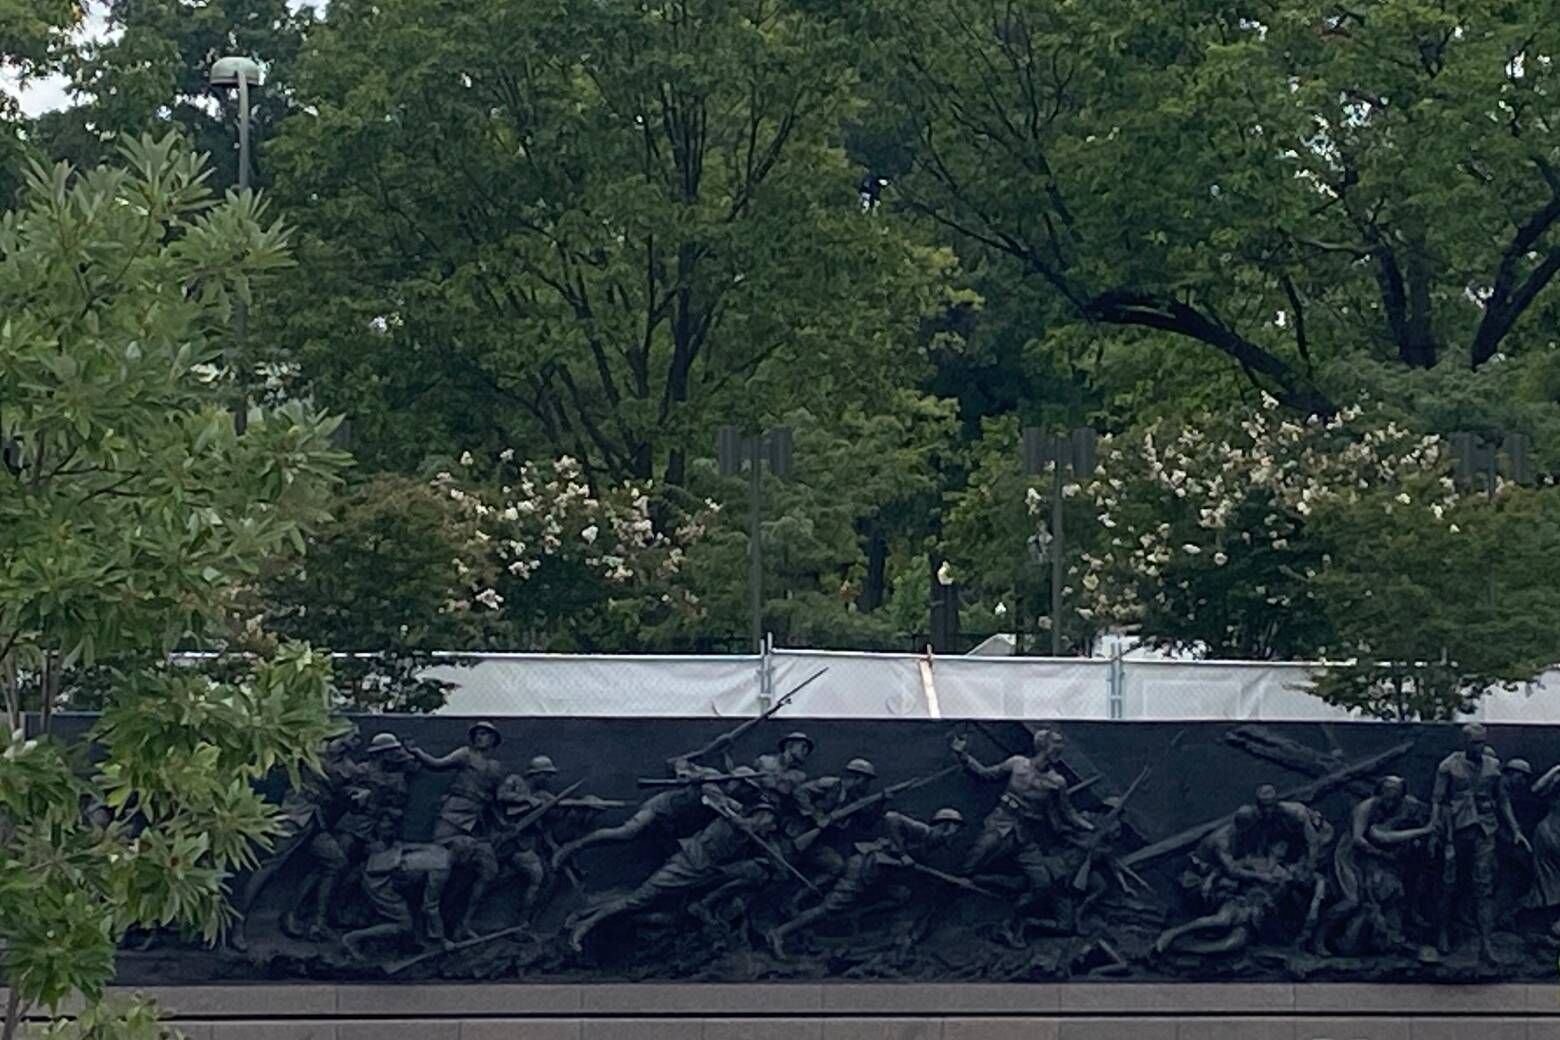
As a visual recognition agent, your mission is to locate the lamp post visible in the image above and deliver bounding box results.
[210,56,263,433]
[1022,426,1097,656]
[718,425,793,653]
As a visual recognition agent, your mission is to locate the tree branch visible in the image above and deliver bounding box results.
[1083,290,1335,415]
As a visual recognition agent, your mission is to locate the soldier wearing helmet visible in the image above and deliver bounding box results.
[783,756,882,907]
[766,807,967,959]
[283,731,413,942]
[406,721,507,843]
[566,800,784,951]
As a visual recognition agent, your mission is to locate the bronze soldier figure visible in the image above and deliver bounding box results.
[785,757,880,910]
[564,798,784,951]
[551,758,738,870]
[340,817,488,959]
[285,731,415,941]
[407,721,506,841]
[1314,776,1434,956]
[766,808,965,958]
[1430,722,1529,963]
[950,727,1095,876]
[230,725,365,950]
[1246,783,1333,948]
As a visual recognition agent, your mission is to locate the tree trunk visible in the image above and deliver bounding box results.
[2,986,24,1040]
[857,528,888,613]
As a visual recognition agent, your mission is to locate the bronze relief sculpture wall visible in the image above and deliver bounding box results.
[102,714,1560,985]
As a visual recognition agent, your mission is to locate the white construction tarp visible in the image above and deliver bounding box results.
[425,653,762,717]
[933,657,1111,719]
[418,649,1560,723]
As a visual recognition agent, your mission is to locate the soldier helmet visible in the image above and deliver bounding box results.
[1506,758,1534,776]
[366,732,404,755]
[525,755,558,776]
[931,808,965,826]
[730,765,758,778]
[779,731,814,751]
[747,800,781,817]
[497,775,530,803]
[845,758,877,778]
[468,720,502,745]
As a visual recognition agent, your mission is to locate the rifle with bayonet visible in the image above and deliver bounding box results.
[666,668,828,769]
[637,771,758,788]
[791,765,960,852]
[896,858,1002,899]
[1071,766,1151,892]
[700,792,821,895]
[505,779,585,834]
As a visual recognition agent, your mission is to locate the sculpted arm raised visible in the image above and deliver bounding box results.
[411,745,469,771]
[948,734,1016,782]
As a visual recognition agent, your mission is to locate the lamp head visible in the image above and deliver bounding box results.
[210,56,263,89]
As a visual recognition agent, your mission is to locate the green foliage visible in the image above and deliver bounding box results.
[870,0,1560,411]
[1310,484,1560,720]
[264,0,953,483]
[0,135,345,1031]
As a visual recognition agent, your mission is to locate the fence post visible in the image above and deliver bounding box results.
[757,633,775,711]
[1107,648,1126,719]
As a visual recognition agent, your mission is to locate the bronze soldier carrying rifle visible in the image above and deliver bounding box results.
[765,808,967,959]
[564,796,787,952]
[285,731,415,942]
[550,675,823,871]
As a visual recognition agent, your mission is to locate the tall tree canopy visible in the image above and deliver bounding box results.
[871,0,1560,414]
[266,0,953,483]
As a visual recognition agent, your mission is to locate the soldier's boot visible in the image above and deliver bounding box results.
[454,880,490,942]
[307,874,344,942]
[766,907,825,960]
[1477,902,1498,966]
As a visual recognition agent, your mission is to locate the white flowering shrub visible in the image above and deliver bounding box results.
[1066,395,1457,659]
[433,452,717,647]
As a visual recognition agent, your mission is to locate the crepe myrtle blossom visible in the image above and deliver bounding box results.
[429,453,716,614]
[1044,402,1463,648]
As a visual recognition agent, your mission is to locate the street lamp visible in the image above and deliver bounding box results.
[1450,430,1533,496]
[718,425,793,653]
[210,56,263,433]
[1022,426,1098,656]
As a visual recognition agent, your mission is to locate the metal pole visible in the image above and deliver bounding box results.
[749,435,763,654]
[232,74,251,435]
[1051,449,1064,656]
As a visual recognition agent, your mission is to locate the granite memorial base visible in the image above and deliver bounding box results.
[12,983,1560,1039]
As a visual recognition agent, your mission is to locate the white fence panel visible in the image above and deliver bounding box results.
[426,653,761,717]
[933,657,1111,719]
[769,649,930,718]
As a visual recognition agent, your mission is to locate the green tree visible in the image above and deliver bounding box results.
[257,474,487,711]
[265,0,952,482]
[872,0,1560,413]
[0,0,82,201]
[1309,483,1560,720]
[0,135,346,1037]
[32,0,315,188]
